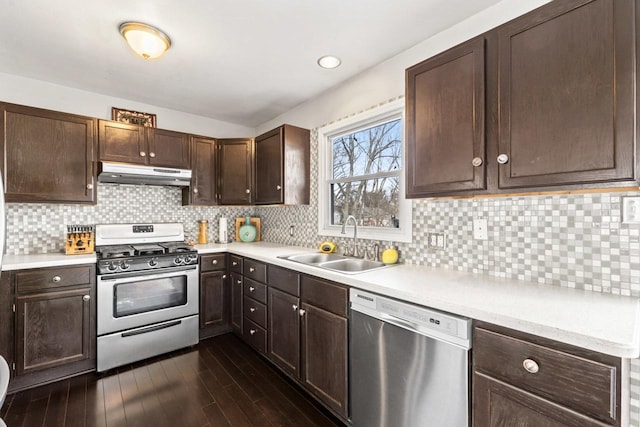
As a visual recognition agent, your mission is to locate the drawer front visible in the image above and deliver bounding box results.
[243,296,267,328]
[243,319,266,353]
[243,259,266,282]
[267,265,300,296]
[243,278,267,304]
[474,327,616,423]
[301,276,347,317]
[229,255,243,274]
[16,265,94,293]
[199,253,226,272]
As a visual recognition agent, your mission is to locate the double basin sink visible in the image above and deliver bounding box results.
[278,252,393,274]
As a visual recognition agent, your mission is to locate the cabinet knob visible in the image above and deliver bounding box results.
[193,188,199,194]
[292,304,298,311]
[245,189,251,194]
[140,151,146,157]
[232,261,238,266]
[299,309,306,317]
[237,279,242,284]
[149,152,156,158]
[276,185,282,190]
[522,358,539,374]
[86,183,94,190]
[250,307,256,313]
[222,274,227,279]
[249,286,255,292]
[212,259,218,265]
[52,275,61,283]
[82,295,91,302]
[471,157,483,167]
[497,154,509,164]
[249,267,255,272]
[250,329,257,335]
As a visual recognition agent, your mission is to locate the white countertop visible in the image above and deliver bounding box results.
[4,242,639,358]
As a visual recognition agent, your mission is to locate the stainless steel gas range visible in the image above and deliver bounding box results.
[94,223,199,372]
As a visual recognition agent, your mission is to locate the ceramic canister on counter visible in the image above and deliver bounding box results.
[239,216,257,242]
[198,220,209,244]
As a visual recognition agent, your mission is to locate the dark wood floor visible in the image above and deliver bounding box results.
[0,333,344,427]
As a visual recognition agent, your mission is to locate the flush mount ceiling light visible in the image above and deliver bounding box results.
[119,22,171,60]
[317,55,341,69]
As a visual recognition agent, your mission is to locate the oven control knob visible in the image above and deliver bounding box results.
[107,262,118,272]
[120,261,130,270]
[186,254,198,264]
[174,256,184,265]
[148,258,158,267]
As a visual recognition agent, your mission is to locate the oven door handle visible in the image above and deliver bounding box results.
[99,265,197,281]
[121,320,182,337]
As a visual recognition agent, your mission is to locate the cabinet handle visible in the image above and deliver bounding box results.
[471,157,483,167]
[212,259,218,265]
[149,152,156,158]
[86,183,93,190]
[497,153,509,164]
[250,307,256,313]
[82,295,91,302]
[276,185,282,190]
[140,151,146,157]
[522,358,539,374]
[249,267,255,272]
[299,309,306,317]
[193,188,199,194]
[249,286,255,292]
[245,189,251,194]
[52,275,61,283]
[250,329,256,335]
[292,304,298,311]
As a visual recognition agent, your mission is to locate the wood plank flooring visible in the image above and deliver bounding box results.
[0,334,344,427]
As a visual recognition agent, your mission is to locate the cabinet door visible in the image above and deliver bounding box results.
[16,287,93,375]
[255,128,283,204]
[230,272,243,336]
[147,128,190,169]
[217,138,253,205]
[497,0,635,189]
[405,37,486,197]
[301,303,348,418]
[98,120,146,165]
[199,271,228,329]
[1,103,96,203]
[268,287,300,377]
[0,273,14,376]
[473,373,608,427]
[183,136,217,205]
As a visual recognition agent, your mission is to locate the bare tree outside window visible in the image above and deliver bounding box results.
[330,118,402,228]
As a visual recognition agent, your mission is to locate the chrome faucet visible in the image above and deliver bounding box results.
[341,215,360,257]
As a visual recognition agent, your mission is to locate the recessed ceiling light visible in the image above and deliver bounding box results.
[317,55,341,69]
[119,22,171,60]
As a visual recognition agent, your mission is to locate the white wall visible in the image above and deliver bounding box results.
[256,0,551,134]
[0,72,254,137]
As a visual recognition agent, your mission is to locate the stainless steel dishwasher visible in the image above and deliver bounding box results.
[350,289,472,427]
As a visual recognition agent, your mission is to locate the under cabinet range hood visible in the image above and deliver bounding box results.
[98,162,192,187]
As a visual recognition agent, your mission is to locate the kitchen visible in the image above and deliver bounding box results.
[1,0,639,426]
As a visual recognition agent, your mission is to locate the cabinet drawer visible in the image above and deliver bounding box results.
[243,319,266,353]
[301,276,347,317]
[243,296,267,328]
[199,254,226,272]
[243,259,266,282]
[243,278,267,304]
[474,327,617,423]
[229,255,243,274]
[268,265,300,296]
[16,265,94,294]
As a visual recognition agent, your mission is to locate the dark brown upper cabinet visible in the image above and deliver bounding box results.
[217,138,253,205]
[0,103,96,204]
[405,0,638,198]
[406,37,486,197]
[98,120,190,169]
[254,124,310,205]
[182,135,217,206]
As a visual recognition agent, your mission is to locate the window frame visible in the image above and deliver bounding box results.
[317,98,412,243]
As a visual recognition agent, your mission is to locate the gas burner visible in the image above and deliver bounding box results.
[160,242,196,254]
[131,244,166,256]
[96,245,134,259]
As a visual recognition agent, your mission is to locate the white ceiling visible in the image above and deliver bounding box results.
[0,0,501,127]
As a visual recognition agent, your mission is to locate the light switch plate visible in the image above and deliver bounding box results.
[622,197,640,223]
[473,218,488,240]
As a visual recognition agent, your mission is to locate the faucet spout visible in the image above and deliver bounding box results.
[341,215,358,240]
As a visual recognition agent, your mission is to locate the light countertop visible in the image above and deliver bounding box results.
[4,242,639,358]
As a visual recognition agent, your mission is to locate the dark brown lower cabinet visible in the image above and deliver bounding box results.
[199,270,229,338]
[230,272,243,336]
[268,287,300,375]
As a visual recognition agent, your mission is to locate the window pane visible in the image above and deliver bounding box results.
[332,119,402,179]
[331,176,400,228]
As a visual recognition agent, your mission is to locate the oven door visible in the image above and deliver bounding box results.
[97,265,198,335]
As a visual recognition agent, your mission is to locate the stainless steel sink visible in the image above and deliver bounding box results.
[279,253,393,274]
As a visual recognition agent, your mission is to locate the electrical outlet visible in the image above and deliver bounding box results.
[473,218,488,240]
[427,232,446,249]
[622,197,640,224]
